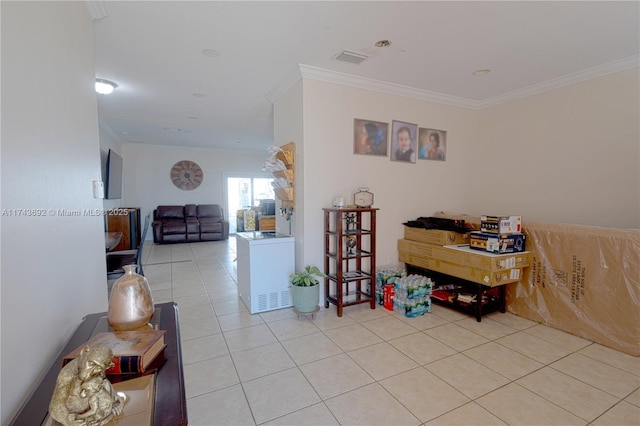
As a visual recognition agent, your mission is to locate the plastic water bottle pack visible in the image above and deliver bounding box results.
[393,274,433,317]
[375,267,405,305]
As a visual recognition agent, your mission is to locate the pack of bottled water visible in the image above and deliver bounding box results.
[393,274,433,317]
[375,267,405,305]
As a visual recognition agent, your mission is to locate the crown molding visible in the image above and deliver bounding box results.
[298,64,480,109]
[268,56,639,109]
[98,120,126,145]
[265,65,303,104]
[86,1,108,21]
[478,54,640,108]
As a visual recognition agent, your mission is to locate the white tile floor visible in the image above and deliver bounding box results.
[141,238,640,426]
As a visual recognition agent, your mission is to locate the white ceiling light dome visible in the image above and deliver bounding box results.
[95,78,117,95]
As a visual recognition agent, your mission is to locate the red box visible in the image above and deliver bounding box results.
[383,284,394,311]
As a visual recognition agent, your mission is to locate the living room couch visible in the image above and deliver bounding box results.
[152,204,229,243]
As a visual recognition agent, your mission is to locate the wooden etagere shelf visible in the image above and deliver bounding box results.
[323,207,378,317]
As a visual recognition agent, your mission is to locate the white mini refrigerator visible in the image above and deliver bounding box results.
[236,231,295,314]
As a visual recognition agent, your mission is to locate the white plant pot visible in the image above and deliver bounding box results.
[290,283,319,313]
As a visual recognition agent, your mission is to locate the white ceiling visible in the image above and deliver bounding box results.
[92,1,639,153]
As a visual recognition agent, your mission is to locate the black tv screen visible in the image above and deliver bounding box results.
[106,149,123,199]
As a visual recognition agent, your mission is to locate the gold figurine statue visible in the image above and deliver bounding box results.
[49,345,126,426]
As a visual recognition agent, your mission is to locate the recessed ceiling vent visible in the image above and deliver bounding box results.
[335,50,368,64]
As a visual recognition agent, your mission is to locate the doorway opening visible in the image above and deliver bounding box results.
[225,176,274,234]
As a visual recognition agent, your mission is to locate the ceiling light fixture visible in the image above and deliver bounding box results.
[192,92,206,98]
[472,69,491,77]
[202,48,221,58]
[335,50,368,64]
[95,78,117,95]
[375,40,392,48]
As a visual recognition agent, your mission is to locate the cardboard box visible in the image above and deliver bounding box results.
[258,216,275,231]
[434,211,640,356]
[404,226,468,245]
[507,221,640,356]
[481,215,522,234]
[398,239,531,270]
[398,251,523,287]
[470,231,526,253]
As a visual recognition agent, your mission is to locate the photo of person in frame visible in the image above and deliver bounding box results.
[418,128,447,161]
[390,120,417,163]
[353,119,388,156]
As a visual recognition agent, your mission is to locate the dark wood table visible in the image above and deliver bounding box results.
[406,265,506,322]
[10,302,187,426]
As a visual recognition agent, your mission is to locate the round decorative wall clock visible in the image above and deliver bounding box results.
[170,160,203,190]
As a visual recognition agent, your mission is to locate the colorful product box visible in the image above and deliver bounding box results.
[481,215,522,234]
[470,231,526,254]
[383,284,394,311]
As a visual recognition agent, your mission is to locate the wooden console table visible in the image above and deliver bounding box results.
[399,240,531,322]
[10,302,187,426]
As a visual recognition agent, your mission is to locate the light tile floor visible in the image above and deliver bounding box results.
[141,238,640,426]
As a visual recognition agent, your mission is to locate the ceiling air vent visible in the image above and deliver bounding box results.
[335,50,368,64]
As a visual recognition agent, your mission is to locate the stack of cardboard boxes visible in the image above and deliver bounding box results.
[398,225,530,288]
[398,219,534,320]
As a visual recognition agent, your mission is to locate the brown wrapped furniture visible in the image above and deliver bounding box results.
[432,211,640,356]
[152,204,229,244]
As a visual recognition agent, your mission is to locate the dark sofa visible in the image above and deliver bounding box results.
[152,204,229,244]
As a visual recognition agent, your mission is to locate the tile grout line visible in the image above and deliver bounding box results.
[169,240,638,426]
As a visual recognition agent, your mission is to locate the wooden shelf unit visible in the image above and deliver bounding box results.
[407,265,506,322]
[107,207,141,251]
[323,207,378,317]
[272,142,295,210]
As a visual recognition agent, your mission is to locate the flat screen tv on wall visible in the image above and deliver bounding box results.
[105,149,123,199]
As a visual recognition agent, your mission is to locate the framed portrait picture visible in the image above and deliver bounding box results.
[418,128,447,161]
[390,120,418,163]
[353,119,388,156]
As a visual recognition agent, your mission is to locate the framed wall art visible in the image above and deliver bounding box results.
[353,119,388,156]
[390,120,417,163]
[418,128,447,161]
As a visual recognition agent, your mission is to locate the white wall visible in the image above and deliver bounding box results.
[121,143,268,231]
[473,68,640,228]
[298,79,478,271]
[277,67,638,286]
[1,2,107,423]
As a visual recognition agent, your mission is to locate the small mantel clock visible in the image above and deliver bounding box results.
[354,187,374,208]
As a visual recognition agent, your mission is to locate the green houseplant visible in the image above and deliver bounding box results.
[290,265,326,313]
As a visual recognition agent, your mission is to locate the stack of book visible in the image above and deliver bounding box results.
[456,293,476,304]
[62,329,166,375]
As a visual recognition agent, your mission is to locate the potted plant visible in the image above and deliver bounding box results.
[290,265,326,313]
